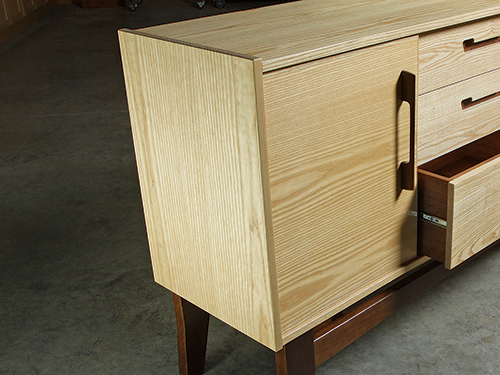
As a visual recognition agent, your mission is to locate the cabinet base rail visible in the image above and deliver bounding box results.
[172,260,453,375]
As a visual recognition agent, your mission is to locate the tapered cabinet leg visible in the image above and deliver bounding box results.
[172,293,210,375]
[276,330,316,375]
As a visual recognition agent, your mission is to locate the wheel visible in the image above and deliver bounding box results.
[127,2,137,10]
[197,0,205,8]
[215,0,225,8]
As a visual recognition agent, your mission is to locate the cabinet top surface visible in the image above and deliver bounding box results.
[134,0,500,71]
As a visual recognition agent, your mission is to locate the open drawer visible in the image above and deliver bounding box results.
[418,130,500,269]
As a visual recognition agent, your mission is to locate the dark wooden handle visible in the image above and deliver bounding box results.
[463,36,500,51]
[398,71,416,191]
[462,91,500,109]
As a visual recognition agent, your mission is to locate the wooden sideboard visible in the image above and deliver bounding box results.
[118,0,500,372]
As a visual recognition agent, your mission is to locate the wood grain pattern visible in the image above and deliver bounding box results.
[419,16,500,94]
[263,36,425,342]
[417,169,449,219]
[448,155,500,268]
[418,131,500,268]
[118,30,282,350]
[140,0,500,72]
[418,67,500,164]
[418,221,446,263]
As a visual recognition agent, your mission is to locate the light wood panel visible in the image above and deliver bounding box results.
[418,130,500,269]
[118,30,282,350]
[263,36,425,341]
[419,15,500,94]
[141,0,500,72]
[418,67,500,164]
[448,155,500,269]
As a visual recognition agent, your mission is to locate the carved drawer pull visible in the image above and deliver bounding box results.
[462,91,500,109]
[463,36,500,51]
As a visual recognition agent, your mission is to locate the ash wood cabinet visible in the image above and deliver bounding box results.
[118,0,500,360]
[119,30,423,351]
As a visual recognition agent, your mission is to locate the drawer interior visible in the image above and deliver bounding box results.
[419,130,500,178]
[418,129,500,269]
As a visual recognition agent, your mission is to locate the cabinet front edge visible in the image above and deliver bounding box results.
[118,28,259,62]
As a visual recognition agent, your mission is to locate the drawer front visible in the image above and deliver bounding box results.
[419,16,500,94]
[449,156,500,269]
[418,68,500,164]
[418,131,500,269]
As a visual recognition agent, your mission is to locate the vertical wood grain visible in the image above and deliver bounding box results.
[118,30,282,350]
[417,169,449,219]
[417,170,448,262]
[263,36,423,341]
[447,156,500,268]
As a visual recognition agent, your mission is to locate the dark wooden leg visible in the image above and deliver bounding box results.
[172,293,210,375]
[276,330,316,375]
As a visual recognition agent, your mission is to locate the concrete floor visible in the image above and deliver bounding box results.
[1,2,500,374]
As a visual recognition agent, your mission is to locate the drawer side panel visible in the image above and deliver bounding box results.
[417,170,448,261]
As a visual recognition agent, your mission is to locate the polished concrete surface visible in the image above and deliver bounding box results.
[1,2,500,374]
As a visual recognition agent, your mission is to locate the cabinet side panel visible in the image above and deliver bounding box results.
[118,31,281,350]
[264,36,424,342]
